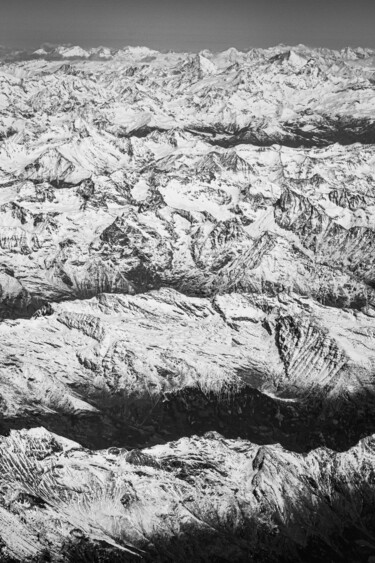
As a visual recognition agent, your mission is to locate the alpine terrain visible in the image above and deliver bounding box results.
[0,43,375,562]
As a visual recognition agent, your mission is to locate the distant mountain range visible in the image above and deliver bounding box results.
[1,42,375,62]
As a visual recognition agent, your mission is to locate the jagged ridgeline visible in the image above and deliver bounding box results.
[0,44,375,562]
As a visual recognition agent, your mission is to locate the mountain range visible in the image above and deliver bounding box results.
[0,43,375,562]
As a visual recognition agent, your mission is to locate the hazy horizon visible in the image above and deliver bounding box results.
[2,0,375,52]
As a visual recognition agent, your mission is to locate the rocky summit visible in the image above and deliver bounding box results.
[0,44,375,562]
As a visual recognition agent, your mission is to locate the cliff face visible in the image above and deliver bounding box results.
[0,44,375,562]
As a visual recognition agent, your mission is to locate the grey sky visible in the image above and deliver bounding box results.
[1,0,375,51]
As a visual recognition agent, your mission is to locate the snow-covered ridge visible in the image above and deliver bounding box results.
[1,42,375,62]
[0,427,374,561]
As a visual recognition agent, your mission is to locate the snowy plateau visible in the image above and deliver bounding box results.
[0,43,374,561]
